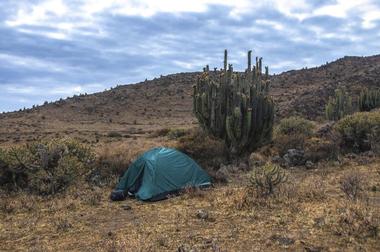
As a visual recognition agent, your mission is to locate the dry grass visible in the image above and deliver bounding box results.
[1,154,379,251]
[1,120,380,251]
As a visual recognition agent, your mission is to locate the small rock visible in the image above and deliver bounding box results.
[230,164,240,173]
[121,204,132,210]
[196,209,208,220]
[304,245,324,252]
[238,162,249,171]
[270,235,295,246]
[215,165,229,182]
[313,217,325,227]
[305,160,314,169]
[157,237,168,247]
[283,149,305,167]
[271,155,286,166]
[178,245,199,252]
[316,122,334,137]
[346,153,357,159]
[177,244,191,252]
[364,150,375,157]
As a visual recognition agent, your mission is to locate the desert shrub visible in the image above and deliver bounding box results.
[175,128,226,171]
[274,117,315,155]
[275,116,314,136]
[250,163,287,197]
[0,138,95,195]
[334,111,380,152]
[304,136,339,162]
[91,140,167,186]
[339,172,365,200]
[92,146,133,186]
[331,202,379,239]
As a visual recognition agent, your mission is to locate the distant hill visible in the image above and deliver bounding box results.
[1,55,379,145]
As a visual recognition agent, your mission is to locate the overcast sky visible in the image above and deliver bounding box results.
[1,0,380,112]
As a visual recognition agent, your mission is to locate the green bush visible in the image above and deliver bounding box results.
[274,116,314,137]
[0,138,95,195]
[175,128,226,170]
[274,117,314,155]
[334,111,380,152]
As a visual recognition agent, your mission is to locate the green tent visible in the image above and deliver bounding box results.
[111,147,211,201]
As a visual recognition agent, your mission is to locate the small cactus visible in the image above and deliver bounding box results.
[250,163,287,196]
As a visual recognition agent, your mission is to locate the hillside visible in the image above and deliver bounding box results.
[1,55,380,251]
[0,55,380,145]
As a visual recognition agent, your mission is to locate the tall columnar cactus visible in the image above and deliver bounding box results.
[359,88,380,111]
[193,50,274,154]
[325,87,353,121]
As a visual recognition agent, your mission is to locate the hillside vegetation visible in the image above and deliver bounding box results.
[1,55,380,251]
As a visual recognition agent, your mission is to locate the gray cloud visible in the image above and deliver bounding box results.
[0,0,380,112]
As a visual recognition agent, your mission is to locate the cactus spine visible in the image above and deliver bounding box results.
[193,50,274,154]
[359,88,380,111]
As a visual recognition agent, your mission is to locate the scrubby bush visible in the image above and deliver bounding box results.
[175,128,226,171]
[332,202,379,239]
[334,111,380,152]
[275,116,314,136]
[0,138,95,195]
[304,136,340,162]
[92,145,132,186]
[339,172,365,200]
[274,117,315,155]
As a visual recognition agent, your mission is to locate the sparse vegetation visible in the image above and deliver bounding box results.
[1,56,380,251]
[331,202,379,239]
